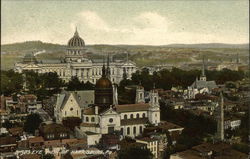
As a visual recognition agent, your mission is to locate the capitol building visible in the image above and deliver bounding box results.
[14,29,137,84]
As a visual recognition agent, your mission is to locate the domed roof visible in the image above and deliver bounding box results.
[96,77,112,89]
[68,28,85,47]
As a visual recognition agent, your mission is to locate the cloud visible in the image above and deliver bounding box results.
[73,10,248,45]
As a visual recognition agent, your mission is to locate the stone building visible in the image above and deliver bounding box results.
[14,28,137,84]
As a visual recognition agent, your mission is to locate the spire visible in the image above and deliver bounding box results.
[102,56,106,77]
[106,53,111,79]
[200,55,207,81]
[74,27,79,36]
[202,55,205,77]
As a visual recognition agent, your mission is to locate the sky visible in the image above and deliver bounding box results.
[1,0,249,45]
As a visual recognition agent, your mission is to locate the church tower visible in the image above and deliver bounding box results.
[200,55,207,81]
[148,86,160,126]
[135,83,145,103]
[216,92,224,141]
[94,59,113,108]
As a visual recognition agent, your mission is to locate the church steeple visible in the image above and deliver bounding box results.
[200,55,207,81]
[102,57,106,77]
[106,53,111,79]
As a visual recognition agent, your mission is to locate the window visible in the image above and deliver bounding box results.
[127,127,130,135]
[70,107,73,111]
[65,111,67,116]
[86,117,89,122]
[136,113,140,119]
[142,113,146,118]
[133,126,136,134]
[77,110,78,115]
[130,114,133,119]
[140,93,142,99]
[91,117,95,122]
[124,114,127,119]
[121,128,124,135]
[154,97,157,103]
[139,126,143,133]
[109,118,113,123]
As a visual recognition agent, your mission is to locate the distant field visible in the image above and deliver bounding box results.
[1,41,249,70]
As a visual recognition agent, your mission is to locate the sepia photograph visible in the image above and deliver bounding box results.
[0,0,249,159]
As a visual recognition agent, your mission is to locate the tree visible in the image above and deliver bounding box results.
[0,70,23,95]
[118,146,153,159]
[24,113,42,134]
[66,76,84,91]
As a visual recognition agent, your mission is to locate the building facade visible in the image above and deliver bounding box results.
[14,29,137,84]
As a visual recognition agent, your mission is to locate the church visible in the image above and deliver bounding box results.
[185,57,218,99]
[14,28,137,84]
[54,61,160,144]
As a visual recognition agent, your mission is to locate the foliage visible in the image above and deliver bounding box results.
[23,71,64,100]
[118,146,153,159]
[0,70,23,95]
[160,101,216,149]
[119,68,245,92]
[66,76,94,91]
[23,113,43,134]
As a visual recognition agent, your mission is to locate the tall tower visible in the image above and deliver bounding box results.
[148,87,160,125]
[200,55,207,81]
[135,83,145,103]
[217,92,224,141]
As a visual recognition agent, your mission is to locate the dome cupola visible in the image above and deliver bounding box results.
[67,28,85,48]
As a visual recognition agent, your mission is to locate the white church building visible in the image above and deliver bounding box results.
[54,67,161,145]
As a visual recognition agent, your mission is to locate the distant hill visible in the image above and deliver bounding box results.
[1,41,249,55]
[1,41,66,55]
[1,41,249,70]
[164,43,249,49]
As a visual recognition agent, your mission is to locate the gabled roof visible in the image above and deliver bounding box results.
[190,80,218,90]
[57,91,94,110]
[115,103,150,113]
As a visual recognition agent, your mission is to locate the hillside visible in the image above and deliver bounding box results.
[1,41,249,70]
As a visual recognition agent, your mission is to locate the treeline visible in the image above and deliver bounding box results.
[0,70,94,100]
[119,67,245,91]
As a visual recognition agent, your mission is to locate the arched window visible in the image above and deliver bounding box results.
[136,113,140,119]
[142,113,146,118]
[139,126,143,134]
[130,114,134,119]
[124,114,127,119]
[121,128,123,135]
[127,127,130,135]
[77,110,78,115]
[133,126,136,134]
[86,117,89,122]
[91,117,95,122]
[154,97,157,103]
[65,111,67,116]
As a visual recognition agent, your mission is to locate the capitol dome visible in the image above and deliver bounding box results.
[67,28,85,47]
